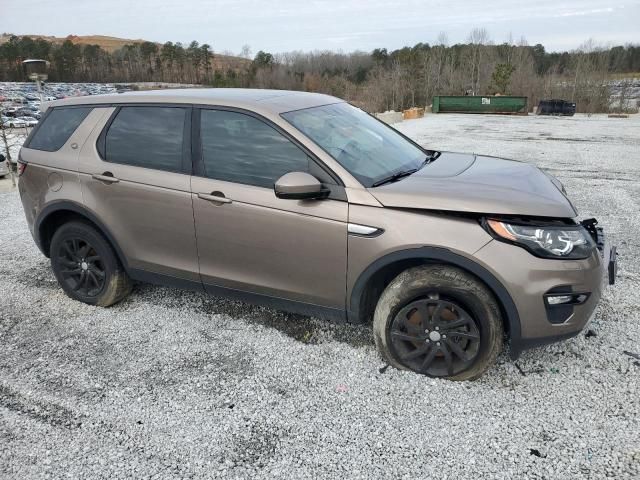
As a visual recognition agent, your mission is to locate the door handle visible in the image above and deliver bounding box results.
[197,192,232,204]
[92,172,119,184]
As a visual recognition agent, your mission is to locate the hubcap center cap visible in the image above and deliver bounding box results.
[429,331,441,342]
[81,262,89,271]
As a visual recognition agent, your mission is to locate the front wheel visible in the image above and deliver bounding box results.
[50,221,132,307]
[373,265,503,381]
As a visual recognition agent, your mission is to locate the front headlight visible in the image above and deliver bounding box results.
[486,219,595,259]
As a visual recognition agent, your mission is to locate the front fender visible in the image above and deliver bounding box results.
[347,246,523,359]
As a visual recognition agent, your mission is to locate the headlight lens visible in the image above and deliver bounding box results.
[486,219,595,259]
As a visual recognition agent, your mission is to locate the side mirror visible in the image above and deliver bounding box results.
[274,172,329,200]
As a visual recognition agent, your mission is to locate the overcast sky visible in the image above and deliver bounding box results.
[2,0,639,54]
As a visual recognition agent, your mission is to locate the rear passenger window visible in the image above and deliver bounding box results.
[200,109,311,188]
[27,107,92,151]
[105,106,186,172]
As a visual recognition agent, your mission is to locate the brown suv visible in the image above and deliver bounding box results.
[17,89,616,380]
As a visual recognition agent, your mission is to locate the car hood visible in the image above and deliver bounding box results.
[368,152,577,218]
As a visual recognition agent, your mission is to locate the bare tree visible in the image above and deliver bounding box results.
[0,124,22,188]
[565,40,611,112]
[467,28,490,95]
[615,79,635,113]
[240,44,252,59]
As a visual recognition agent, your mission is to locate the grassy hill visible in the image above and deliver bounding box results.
[0,34,147,52]
[0,33,251,72]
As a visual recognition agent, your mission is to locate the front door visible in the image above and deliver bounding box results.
[191,108,348,316]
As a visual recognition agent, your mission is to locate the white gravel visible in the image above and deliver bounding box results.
[1,113,639,479]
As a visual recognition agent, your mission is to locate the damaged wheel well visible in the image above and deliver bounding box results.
[348,247,518,344]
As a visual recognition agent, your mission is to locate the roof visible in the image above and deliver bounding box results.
[46,88,343,115]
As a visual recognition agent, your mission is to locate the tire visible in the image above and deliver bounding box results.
[373,264,503,381]
[50,221,132,307]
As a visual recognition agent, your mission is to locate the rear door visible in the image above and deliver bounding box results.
[78,104,200,283]
[191,107,348,315]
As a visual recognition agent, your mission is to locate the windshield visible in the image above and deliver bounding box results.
[281,102,427,187]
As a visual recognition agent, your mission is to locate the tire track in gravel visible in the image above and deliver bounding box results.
[0,383,84,429]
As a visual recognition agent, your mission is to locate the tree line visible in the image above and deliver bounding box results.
[1,31,639,113]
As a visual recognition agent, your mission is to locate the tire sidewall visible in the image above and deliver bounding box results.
[50,222,119,306]
[373,265,503,380]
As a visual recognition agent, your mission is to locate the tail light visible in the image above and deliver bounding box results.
[17,152,27,177]
[17,161,28,176]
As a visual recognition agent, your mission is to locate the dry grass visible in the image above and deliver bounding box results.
[0,34,251,72]
[0,34,146,53]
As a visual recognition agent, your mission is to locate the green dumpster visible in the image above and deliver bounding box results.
[432,96,527,115]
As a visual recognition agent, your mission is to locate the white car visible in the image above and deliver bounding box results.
[0,154,9,178]
[17,116,38,127]
[1,116,27,128]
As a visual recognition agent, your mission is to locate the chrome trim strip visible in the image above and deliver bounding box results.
[348,223,382,237]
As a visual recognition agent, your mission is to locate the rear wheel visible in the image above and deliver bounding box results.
[373,264,503,381]
[50,221,132,306]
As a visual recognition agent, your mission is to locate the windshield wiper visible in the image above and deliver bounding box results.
[371,168,418,187]
[419,151,440,169]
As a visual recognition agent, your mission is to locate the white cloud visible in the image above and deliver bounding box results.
[1,0,638,53]
[556,7,615,17]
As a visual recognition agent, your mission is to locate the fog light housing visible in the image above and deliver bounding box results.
[545,293,589,307]
[547,295,573,305]
[545,293,589,306]
[544,289,590,324]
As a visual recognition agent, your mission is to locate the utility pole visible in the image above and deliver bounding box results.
[0,118,17,188]
[36,77,44,104]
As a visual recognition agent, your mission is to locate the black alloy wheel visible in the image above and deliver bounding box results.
[389,294,481,377]
[56,237,107,298]
[50,221,132,306]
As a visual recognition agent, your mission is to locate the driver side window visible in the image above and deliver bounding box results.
[200,109,314,189]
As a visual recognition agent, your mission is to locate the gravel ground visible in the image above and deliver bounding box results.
[1,113,639,479]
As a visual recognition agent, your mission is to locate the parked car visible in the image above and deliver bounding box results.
[15,108,35,117]
[3,106,19,117]
[17,116,38,127]
[2,116,27,128]
[17,89,617,380]
[0,153,8,178]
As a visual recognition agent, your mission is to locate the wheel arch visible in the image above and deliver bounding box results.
[35,200,129,271]
[347,247,522,357]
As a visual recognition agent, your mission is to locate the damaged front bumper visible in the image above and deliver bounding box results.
[477,217,617,359]
[582,218,617,286]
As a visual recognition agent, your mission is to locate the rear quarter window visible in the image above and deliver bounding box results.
[27,107,92,152]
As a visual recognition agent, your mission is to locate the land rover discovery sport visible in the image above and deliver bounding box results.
[17,89,617,380]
